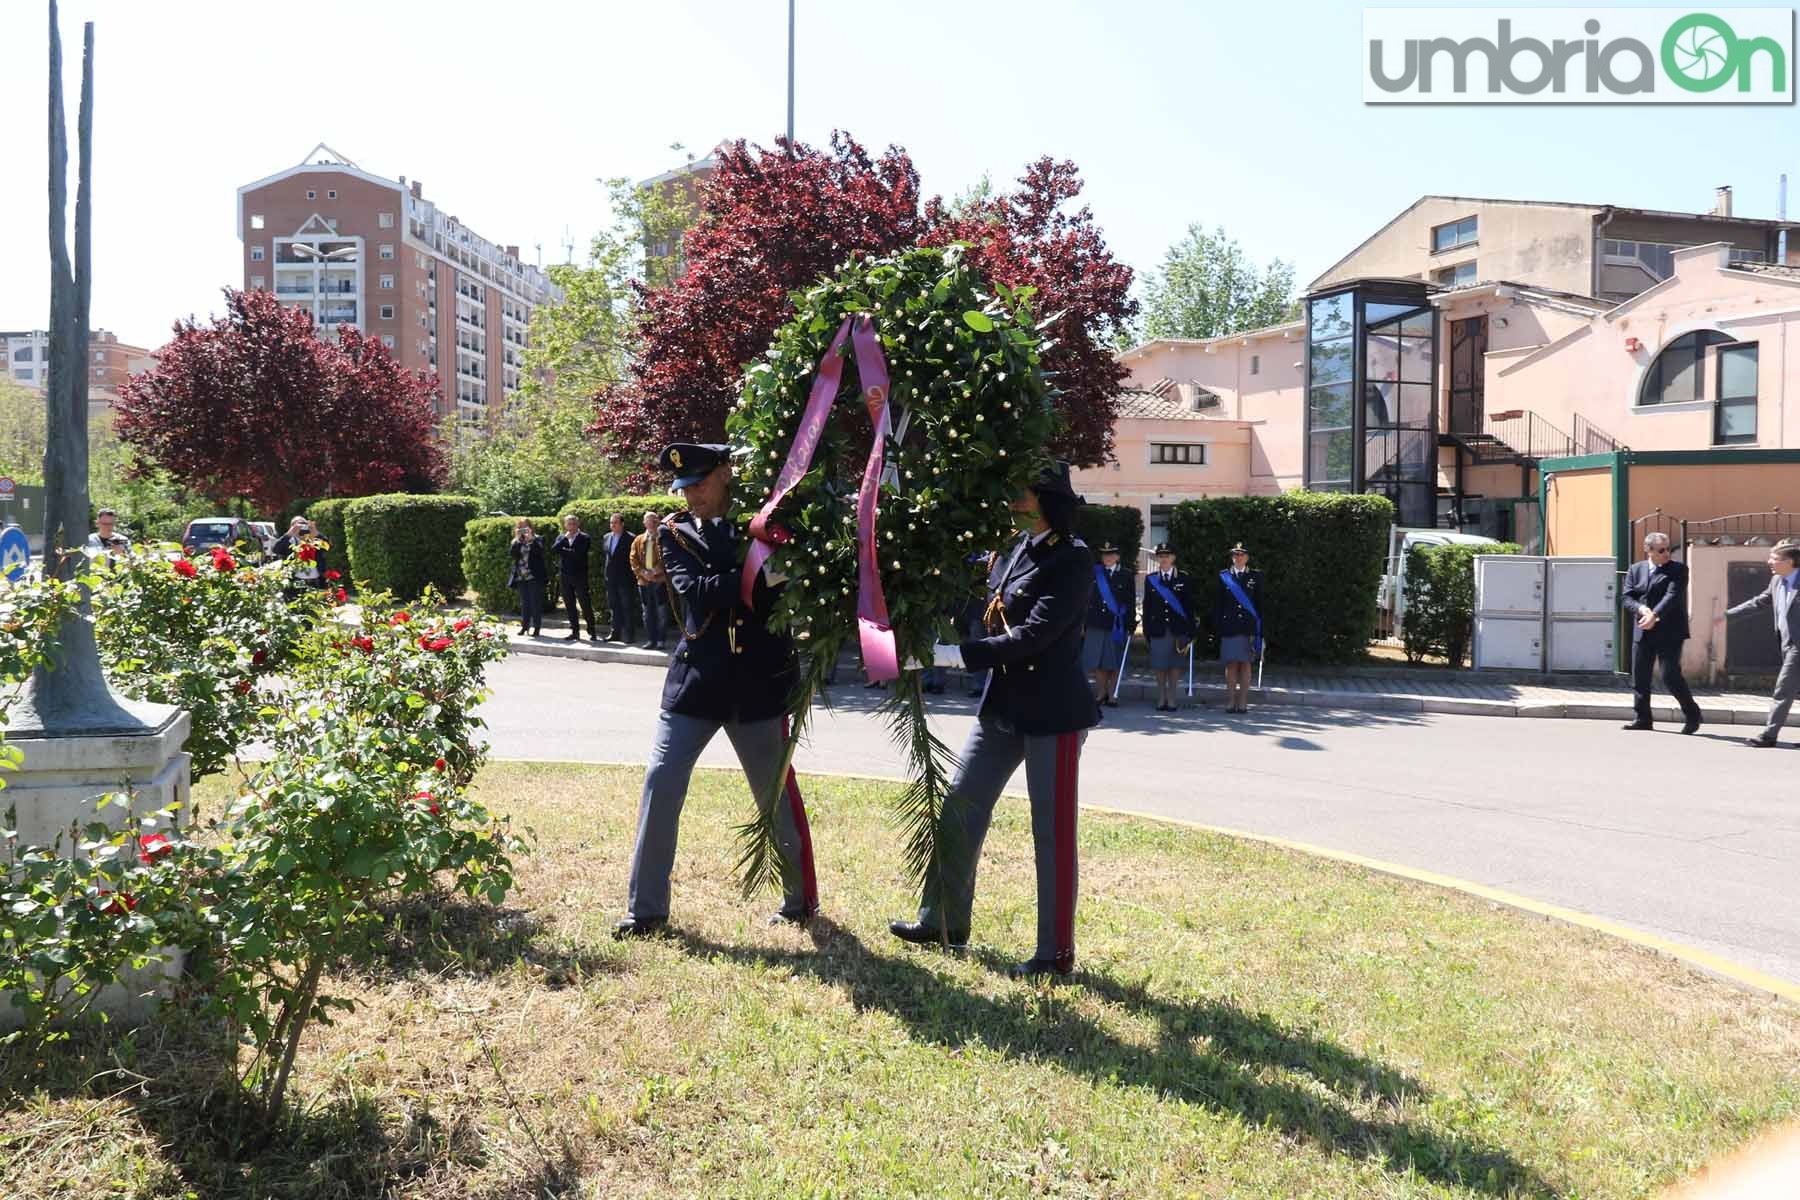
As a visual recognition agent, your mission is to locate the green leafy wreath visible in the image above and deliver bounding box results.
[725,244,1058,903]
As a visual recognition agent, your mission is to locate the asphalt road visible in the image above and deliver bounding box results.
[478,655,1800,986]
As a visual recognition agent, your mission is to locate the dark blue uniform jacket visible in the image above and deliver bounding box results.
[961,531,1100,737]
[1141,571,1197,639]
[658,514,798,723]
[1213,568,1265,638]
[1085,563,1137,633]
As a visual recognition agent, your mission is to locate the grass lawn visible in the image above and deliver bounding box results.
[3,762,1798,1199]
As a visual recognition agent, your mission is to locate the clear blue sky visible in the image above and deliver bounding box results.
[1,0,1794,349]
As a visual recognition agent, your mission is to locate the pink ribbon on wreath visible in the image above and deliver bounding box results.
[740,314,900,683]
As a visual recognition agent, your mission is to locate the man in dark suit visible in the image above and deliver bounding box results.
[615,443,818,938]
[550,514,597,642]
[603,512,640,644]
[1621,532,1702,734]
[1715,540,1800,748]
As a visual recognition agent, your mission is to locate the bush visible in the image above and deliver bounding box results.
[1402,542,1524,666]
[1167,492,1394,663]
[561,496,668,626]
[462,516,562,614]
[343,494,480,602]
[305,497,353,572]
[1072,503,1144,569]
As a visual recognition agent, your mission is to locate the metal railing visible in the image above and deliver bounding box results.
[1571,413,1626,456]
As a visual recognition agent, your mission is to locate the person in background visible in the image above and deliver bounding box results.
[1214,543,1265,714]
[508,518,547,638]
[1141,543,1196,713]
[85,507,129,562]
[272,517,324,593]
[550,514,597,642]
[1714,539,1800,748]
[1620,531,1702,735]
[630,509,669,651]
[604,512,640,644]
[1083,541,1135,707]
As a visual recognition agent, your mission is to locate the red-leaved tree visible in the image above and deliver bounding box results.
[117,289,447,513]
[589,133,1137,477]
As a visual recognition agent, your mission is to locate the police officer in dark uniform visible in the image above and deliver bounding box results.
[1142,543,1197,712]
[891,462,1098,980]
[1082,541,1135,706]
[1214,542,1265,713]
[615,443,820,938]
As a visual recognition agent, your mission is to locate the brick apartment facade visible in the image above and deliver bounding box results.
[236,143,562,425]
[5,328,150,395]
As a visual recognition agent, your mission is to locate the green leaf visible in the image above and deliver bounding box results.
[962,311,993,334]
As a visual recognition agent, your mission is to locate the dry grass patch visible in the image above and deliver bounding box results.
[3,761,1798,1199]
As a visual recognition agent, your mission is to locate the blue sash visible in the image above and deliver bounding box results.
[1147,573,1190,630]
[1219,569,1263,657]
[1092,564,1127,645]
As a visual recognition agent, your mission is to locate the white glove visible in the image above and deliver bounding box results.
[901,656,925,671]
[932,643,964,669]
[762,562,788,586]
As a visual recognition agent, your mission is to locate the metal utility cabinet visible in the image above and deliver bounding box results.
[1472,554,1620,673]
[1472,555,1545,670]
[1545,557,1617,672]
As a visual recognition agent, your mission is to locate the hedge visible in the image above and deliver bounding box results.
[343,494,480,602]
[1072,503,1144,570]
[462,517,563,614]
[303,498,353,576]
[1166,491,1395,663]
[1401,542,1523,666]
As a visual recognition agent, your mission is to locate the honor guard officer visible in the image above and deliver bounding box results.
[1142,543,1197,713]
[1082,541,1136,707]
[1214,543,1265,714]
[615,442,821,938]
[891,462,1098,981]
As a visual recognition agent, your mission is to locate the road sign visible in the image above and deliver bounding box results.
[0,526,29,581]
[0,477,14,497]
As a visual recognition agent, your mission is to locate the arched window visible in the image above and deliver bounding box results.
[1639,330,1734,407]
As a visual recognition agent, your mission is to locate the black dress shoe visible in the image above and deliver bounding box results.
[767,904,819,928]
[1744,736,1778,748]
[612,915,668,940]
[1010,952,1075,982]
[1681,716,1701,735]
[1621,720,1654,731]
[564,631,581,641]
[889,919,968,948]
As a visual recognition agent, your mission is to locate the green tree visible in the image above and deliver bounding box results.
[1140,223,1298,341]
[0,379,47,484]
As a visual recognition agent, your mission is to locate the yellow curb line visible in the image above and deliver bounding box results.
[486,756,1800,1007]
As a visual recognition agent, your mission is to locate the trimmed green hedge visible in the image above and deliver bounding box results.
[463,517,562,614]
[561,497,672,615]
[1072,503,1144,570]
[304,498,353,573]
[1402,541,1523,667]
[343,494,480,601]
[1167,492,1394,663]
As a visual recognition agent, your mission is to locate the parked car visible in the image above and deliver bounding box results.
[1379,528,1500,637]
[180,517,260,560]
[248,521,278,557]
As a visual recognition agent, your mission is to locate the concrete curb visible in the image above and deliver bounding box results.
[498,635,1783,726]
[480,756,1800,1007]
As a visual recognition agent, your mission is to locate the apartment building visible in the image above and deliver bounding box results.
[237,143,563,425]
[4,328,152,395]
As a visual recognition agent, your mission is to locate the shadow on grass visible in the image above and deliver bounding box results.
[361,890,619,988]
[674,921,1559,1198]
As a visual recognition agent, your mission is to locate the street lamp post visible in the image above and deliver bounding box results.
[787,0,795,151]
[289,241,357,330]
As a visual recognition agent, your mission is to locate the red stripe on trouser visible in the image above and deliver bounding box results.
[1053,731,1079,956]
[780,717,819,912]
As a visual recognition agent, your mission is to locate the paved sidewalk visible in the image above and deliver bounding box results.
[497,621,1790,729]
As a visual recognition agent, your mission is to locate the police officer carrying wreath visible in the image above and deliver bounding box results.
[891,462,1098,980]
[1083,541,1135,707]
[614,443,820,938]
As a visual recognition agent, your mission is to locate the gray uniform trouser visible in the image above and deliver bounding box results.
[918,717,1085,961]
[627,710,818,920]
[1762,646,1800,742]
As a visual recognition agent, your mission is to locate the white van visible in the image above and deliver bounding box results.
[1379,527,1500,637]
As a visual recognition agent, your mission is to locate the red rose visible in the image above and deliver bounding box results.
[324,569,341,581]
[334,587,348,604]
[434,757,447,772]
[350,636,375,654]
[211,549,237,572]
[296,544,318,563]
[418,635,453,652]
[251,649,267,667]
[391,611,411,625]
[235,679,253,695]
[414,789,441,816]
[97,890,138,916]
[138,832,173,864]
[172,558,197,578]
[452,618,472,632]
